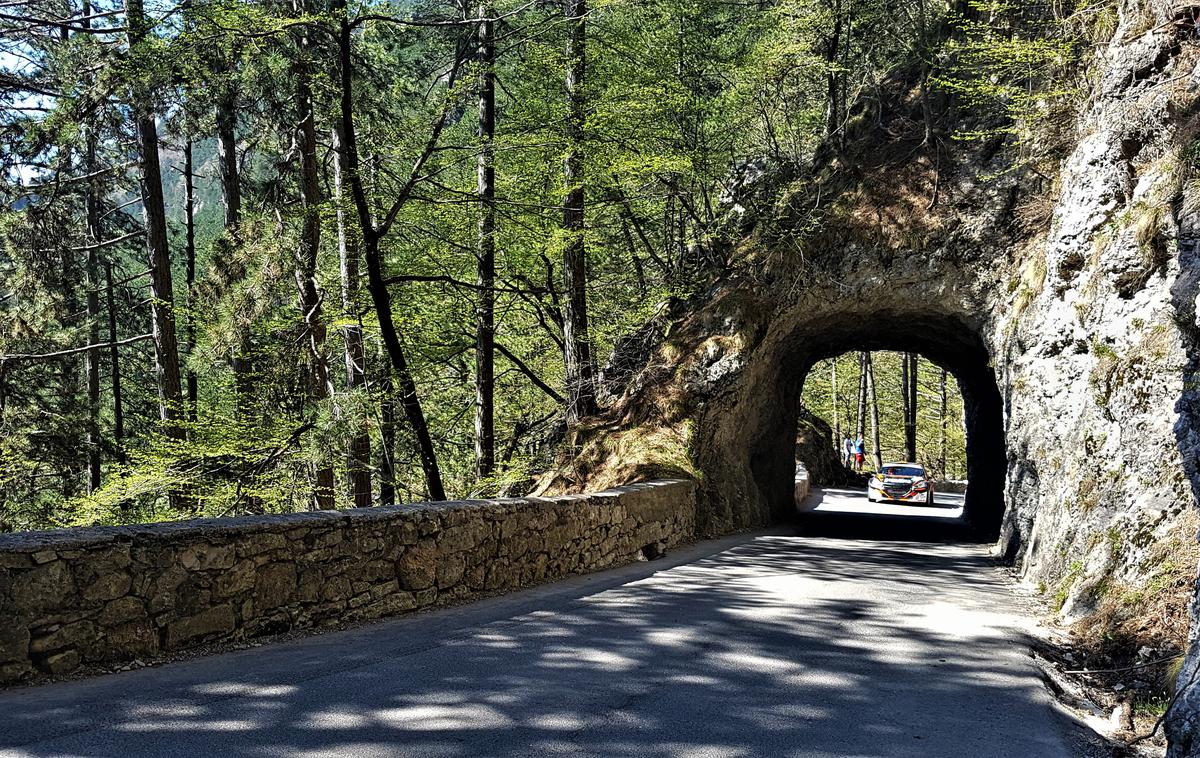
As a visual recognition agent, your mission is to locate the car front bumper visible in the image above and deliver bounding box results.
[870,486,929,503]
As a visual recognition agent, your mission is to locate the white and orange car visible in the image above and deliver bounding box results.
[867,463,935,504]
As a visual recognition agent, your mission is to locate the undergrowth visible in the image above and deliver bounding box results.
[1069,511,1199,708]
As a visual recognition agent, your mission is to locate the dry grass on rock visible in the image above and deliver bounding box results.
[1066,510,1199,738]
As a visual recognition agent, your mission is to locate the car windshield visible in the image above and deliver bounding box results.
[881,466,924,478]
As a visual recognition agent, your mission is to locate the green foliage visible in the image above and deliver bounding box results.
[800,351,967,479]
[1134,695,1172,718]
[67,416,316,527]
[0,0,1080,531]
[933,0,1109,147]
[1055,560,1085,611]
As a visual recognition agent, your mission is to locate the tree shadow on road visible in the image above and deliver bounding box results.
[0,532,1070,758]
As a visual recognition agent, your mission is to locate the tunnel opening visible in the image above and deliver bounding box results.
[794,349,974,536]
[738,309,1007,542]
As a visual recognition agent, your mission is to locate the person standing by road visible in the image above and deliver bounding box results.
[853,436,865,472]
[842,435,854,468]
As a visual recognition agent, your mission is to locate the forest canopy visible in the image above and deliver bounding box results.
[0,0,1093,531]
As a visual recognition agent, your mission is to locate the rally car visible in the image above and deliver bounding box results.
[867,463,935,504]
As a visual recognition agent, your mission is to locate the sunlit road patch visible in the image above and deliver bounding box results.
[806,486,965,519]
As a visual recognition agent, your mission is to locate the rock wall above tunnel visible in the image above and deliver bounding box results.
[550,206,1016,539]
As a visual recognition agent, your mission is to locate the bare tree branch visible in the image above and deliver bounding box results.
[0,333,153,364]
[495,343,564,404]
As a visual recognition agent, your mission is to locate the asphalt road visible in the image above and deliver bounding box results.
[0,488,1080,758]
[804,486,966,519]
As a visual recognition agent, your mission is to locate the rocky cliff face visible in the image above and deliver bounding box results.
[795,408,851,488]
[1005,5,1200,749]
[547,0,1200,751]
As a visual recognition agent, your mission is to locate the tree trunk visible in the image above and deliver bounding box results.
[333,124,372,507]
[84,128,102,493]
[901,351,910,457]
[919,72,934,147]
[867,353,882,471]
[216,88,255,421]
[939,368,948,478]
[855,351,867,442]
[824,0,842,145]
[184,139,198,427]
[83,225,100,492]
[104,261,124,459]
[561,0,596,425]
[215,71,257,514]
[379,354,396,507]
[916,0,934,146]
[612,176,669,274]
[0,364,6,527]
[336,0,445,500]
[831,357,840,443]
[293,3,335,510]
[617,215,647,294]
[904,352,918,462]
[125,0,182,440]
[501,419,529,465]
[216,92,241,229]
[839,0,854,148]
[475,2,496,479]
[676,204,688,273]
[362,236,446,501]
[54,243,76,500]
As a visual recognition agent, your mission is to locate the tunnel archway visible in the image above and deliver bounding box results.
[790,344,1002,540]
[769,311,1004,538]
[689,300,1007,541]
[796,347,968,485]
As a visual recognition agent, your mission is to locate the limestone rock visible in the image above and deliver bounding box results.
[29,621,93,655]
[165,605,236,648]
[254,563,297,610]
[396,546,437,591]
[99,597,147,626]
[11,561,75,610]
[215,560,257,598]
[80,569,131,604]
[436,554,466,589]
[86,621,158,661]
[39,649,80,675]
[0,625,29,663]
[178,543,235,572]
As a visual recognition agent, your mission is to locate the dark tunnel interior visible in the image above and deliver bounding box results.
[758,309,1007,540]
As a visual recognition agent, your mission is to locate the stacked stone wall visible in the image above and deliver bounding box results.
[0,479,696,684]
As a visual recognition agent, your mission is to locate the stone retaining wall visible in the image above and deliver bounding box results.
[0,479,696,684]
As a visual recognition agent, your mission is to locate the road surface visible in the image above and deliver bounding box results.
[0,488,1081,758]
[803,486,966,519]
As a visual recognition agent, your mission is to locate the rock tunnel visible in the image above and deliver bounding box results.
[552,13,1200,748]
[776,311,1004,538]
[561,257,1017,547]
[684,298,1007,541]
